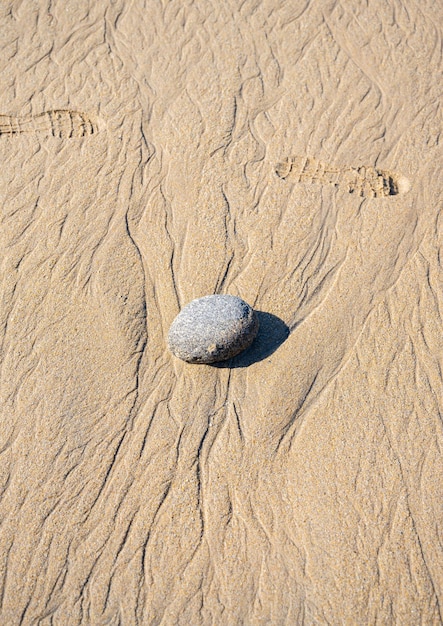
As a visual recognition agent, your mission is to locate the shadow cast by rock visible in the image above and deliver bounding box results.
[212,311,290,368]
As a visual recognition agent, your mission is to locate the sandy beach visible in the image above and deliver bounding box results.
[1,1,442,623]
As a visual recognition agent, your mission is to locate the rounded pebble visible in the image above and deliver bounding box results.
[168,295,259,364]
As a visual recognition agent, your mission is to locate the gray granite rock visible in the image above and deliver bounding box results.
[168,295,259,364]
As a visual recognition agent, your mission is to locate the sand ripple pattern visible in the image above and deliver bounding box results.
[1,0,442,624]
[276,155,410,197]
[0,110,96,138]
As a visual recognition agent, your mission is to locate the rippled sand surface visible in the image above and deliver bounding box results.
[1,1,442,623]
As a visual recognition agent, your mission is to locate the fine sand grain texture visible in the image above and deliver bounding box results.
[0,1,442,624]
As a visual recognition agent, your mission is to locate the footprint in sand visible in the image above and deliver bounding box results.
[275,155,410,198]
[0,110,97,139]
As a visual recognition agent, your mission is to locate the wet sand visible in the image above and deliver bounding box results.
[0,1,442,623]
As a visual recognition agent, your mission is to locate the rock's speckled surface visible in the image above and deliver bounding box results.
[168,295,259,363]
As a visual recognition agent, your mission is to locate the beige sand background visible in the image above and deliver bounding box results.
[1,1,442,624]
